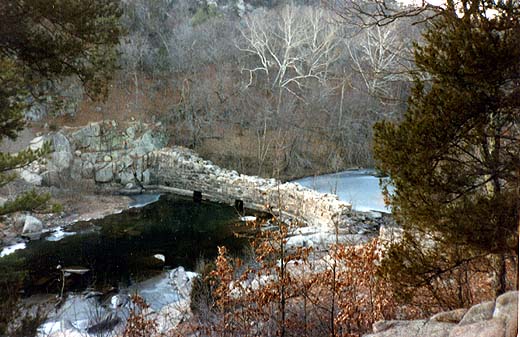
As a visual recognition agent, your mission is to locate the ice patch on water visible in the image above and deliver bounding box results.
[46,226,76,242]
[129,194,161,208]
[0,242,26,257]
[293,170,394,213]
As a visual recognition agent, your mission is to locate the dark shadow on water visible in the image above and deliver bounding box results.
[1,194,253,296]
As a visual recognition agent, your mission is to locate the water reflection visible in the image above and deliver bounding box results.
[0,194,251,296]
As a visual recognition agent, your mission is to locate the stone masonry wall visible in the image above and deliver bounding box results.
[150,147,353,230]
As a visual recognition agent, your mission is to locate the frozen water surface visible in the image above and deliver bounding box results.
[294,170,393,213]
[0,242,26,257]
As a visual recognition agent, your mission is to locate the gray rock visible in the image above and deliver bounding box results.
[80,152,96,163]
[22,215,43,237]
[131,130,165,156]
[29,136,45,151]
[82,161,95,179]
[118,171,135,185]
[493,291,518,337]
[126,126,136,139]
[121,155,133,169]
[21,170,43,186]
[95,163,113,183]
[70,159,83,181]
[49,151,73,172]
[493,291,517,321]
[369,320,421,336]
[432,308,468,324]
[459,301,495,326]
[25,101,47,121]
[52,132,71,153]
[142,169,151,185]
[71,123,100,148]
[368,319,454,337]
[448,318,505,337]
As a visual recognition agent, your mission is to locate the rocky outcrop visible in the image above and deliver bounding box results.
[24,77,84,121]
[365,291,518,337]
[30,121,167,186]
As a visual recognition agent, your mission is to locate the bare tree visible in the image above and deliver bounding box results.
[346,24,409,98]
[238,6,341,113]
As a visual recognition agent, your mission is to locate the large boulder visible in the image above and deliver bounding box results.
[82,161,95,179]
[366,319,454,337]
[22,215,43,239]
[448,318,505,337]
[118,171,135,185]
[49,151,73,173]
[131,130,167,156]
[458,301,495,326]
[94,163,113,183]
[365,292,518,337]
[431,309,468,324]
[71,123,100,149]
[52,132,71,153]
[493,291,518,337]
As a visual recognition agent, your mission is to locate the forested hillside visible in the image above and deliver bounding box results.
[48,0,424,179]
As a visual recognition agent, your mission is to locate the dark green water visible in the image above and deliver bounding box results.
[0,194,254,296]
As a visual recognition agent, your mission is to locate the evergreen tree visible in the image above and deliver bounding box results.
[374,0,520,296]
[0,0,122,213]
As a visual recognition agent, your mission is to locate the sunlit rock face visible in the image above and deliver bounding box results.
[364,291,518,337]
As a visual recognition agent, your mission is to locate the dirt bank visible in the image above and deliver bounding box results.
[0,178,133,249]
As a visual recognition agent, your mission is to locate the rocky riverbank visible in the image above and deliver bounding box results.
[0,180,133,251]
[7,120,387,250]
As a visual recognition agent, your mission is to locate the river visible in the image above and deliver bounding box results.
[0,194,257,336]
[293,169,393,213]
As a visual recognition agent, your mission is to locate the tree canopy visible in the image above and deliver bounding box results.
[0,0,122,212]
[374,0,520,295]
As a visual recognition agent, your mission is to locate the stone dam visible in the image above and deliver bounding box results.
[22,121,375,240]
